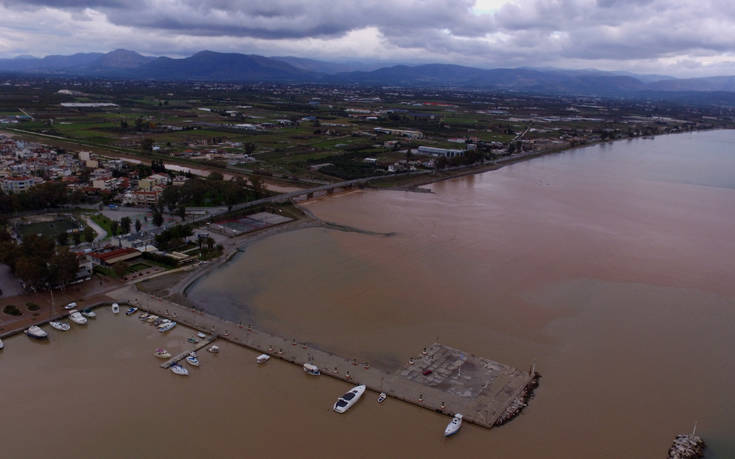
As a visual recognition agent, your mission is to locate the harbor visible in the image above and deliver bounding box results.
[109,285,537,429]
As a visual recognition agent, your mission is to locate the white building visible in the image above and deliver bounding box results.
[1,176,40,193]
[417,146,465,158]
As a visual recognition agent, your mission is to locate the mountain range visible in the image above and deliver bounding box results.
[3,49,735,100]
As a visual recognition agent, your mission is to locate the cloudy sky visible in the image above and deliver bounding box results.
[0,0,733,77]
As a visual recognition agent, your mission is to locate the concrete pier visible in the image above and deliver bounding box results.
[109,286,534,429]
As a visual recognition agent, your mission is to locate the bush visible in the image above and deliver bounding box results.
[3,305,21,316]
[26,302,40,311]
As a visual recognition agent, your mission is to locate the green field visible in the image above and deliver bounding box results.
[17,218,79,240]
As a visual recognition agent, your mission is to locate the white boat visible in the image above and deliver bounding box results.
[158,321,176,332]
[25,325,48,339]
[49,321,70,331]
[170,364,189,376]
[146,315,159,323]
[207,345,220,353]
[154,348,171,359]
[64,302,77,310]
[68,310,88,325]
[444,414,463,437]
[333,384,366,413]
[303,363,320,375]
[111,303,120,314]
[197,332,207,339]
[139,312,149,320]
[82,309,96,318]
[185,353,200,367]
[125,306,138,316]
[256,354,270,364]
[0,338,5,349]
[377,392,387,404]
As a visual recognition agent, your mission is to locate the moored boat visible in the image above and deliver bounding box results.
[256,354,270,364]
[170,364,189,376]
[125,306,138,316]
[139,312,149,320]
[64,302,77,310]
[158,321,176,332]
[146,315,158,323]
[25,325,48,339]
[82,309,96,318]
[111,303,120,314]
[49,321,71,331]
[303,363,320,375]
[68,310,88,325]
[185,352,200,367]
[207,345,220,353]
[0,338,5,349]
[377,392,387,404]
[444,414,463,437]
[154,348,171,359]
[333,384,366,413]
[197,332,207,339]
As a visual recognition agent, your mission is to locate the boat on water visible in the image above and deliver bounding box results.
[111,303,120,314]
[146,315,158,323]
[139,312,149,320]
[444,414,463,437]
[185,353,200,367]
[25,325,48,339]
[197,332,207,339]
[158,321,176,332]
[333,384,366,413]
[68,310,88,325]
[256,354,270,364]
[64,302,77,310]
[81,309,96,319]
[207,345,219,353]
[49,321,70,331]
[125,306,138,316]
[0,338,5,349]
[170,364,189,376]
[377,392,387,404]
[303,363,320,375]
[154,348,171,359]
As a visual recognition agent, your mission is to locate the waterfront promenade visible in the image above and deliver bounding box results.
[107,285,533,429]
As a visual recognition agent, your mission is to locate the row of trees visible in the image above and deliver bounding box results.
[0,182,86,214]
[0,232,80,292]
[158,174,262,211]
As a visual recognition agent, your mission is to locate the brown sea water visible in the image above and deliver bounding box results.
[2,130,734,458]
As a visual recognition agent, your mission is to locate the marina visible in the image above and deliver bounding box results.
[110,285,537,429]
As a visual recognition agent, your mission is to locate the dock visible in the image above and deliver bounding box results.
[160,336,218,368]
[109,286,536,429]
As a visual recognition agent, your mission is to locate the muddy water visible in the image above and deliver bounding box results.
[190,130,735,457]
[4,130,735,458]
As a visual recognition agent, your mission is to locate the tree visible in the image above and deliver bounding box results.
[83,226,95,242]
[120,217,132,234]
[135,219,142,233]
[250,175,265,198]
[48,248,79,289]
[141,138,154,153]
[110,220,119,236]
[57,231,68,246]
[15,256,48,292]
[207,171,224,181]
[177,206,186,220]
[151,205,164,227]
[112,263,128,278]
[245,142,256,155]
[72,231,81,245]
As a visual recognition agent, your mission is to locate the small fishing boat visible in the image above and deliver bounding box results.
[303,363,320,376]
[82,309,96,319]
[377,392,387,404]
[146,315,158,323]
[333,384,366,413]
[64,302,77,310]
[207,345,220,353]
[139,312,149,320]
[197,332,207,339]
[49,321,70,331]
[158,321,176,332]
[154,348,171,359]
[153,318,164,326]
[185,352,200,367]
[111,303,120,314]
[256,354,270,364]
[444,414,463,437]
[125,306,138,316]
[25,325,48,339]
[0,338,4,349]
[170,364,189,376]
[187,337,199,344]
[68,310,88,325]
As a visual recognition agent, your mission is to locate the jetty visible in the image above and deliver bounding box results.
[109,286,537,429]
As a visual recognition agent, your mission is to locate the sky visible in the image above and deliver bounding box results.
[0,0,734,77]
